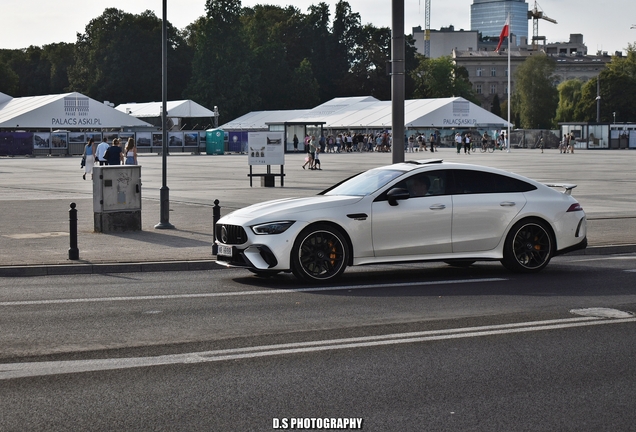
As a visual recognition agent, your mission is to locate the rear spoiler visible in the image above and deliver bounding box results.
[544,183,577,195]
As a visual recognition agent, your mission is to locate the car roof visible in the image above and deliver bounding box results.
[377,159,541,185]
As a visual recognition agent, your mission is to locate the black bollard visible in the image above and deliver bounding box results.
[212,199,221,255]
[68,202,79,260]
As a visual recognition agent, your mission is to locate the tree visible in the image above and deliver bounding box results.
[186,0,259,122]
[410,55,479,104]
[69,8,191,105]
[576,69,636,122]
[555,79,584,123]
[513,54,558,129]
[491,93,502,117]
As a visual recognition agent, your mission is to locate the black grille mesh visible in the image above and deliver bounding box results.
[216,224,248,245]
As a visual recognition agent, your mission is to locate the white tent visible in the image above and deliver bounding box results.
[288,97,510,130]
[116,100,216,118]
[0,92,152,129]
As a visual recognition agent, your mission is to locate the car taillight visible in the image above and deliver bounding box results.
[567,203,583,212]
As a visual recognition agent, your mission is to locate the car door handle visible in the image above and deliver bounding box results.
[429,204,446,210]
[500,201,516,207]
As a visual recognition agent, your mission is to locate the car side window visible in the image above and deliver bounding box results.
[450,170,537,194]
[393,170,448,198]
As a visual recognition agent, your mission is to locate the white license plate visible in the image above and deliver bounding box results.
[217,244,233,257]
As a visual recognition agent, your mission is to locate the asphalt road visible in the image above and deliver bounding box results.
[1,254,635,431]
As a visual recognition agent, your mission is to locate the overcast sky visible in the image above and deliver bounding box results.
[2,0,634,54]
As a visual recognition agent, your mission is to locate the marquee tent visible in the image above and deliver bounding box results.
[0,92,152,129]
[286,96,510,130]
[116,100,216,118]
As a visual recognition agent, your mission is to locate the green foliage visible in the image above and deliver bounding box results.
[68,8,191,105]
[513,54,558,129]
[410,55,479,104]
[555,79,584,123]
[491,93,501,117]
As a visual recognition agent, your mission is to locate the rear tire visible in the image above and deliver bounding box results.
[501,219,553,273]
[290,224,349,283]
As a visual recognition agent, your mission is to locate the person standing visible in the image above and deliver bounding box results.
[407,134,415,153]
[82,138,95,180]
[313,147,322,170]
[455,132,462,154]
[464,132,471,154]
[124,137,138,165]
[105,138,123,166]
[429,133,436,153]
[293,134,299,152]
[96,137,110,165]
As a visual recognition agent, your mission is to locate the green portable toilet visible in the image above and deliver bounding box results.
[206,129,225,155]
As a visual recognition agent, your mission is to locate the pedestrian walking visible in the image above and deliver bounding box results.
[124,137,138,165]
[96,137,109,165]
[464,133,471,154]
[455,132,462,154]
[82,138,95,180]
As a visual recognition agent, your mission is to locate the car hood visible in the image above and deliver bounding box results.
[222,195,365,223]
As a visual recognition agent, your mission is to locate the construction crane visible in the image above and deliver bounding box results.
[423,0,431,58]
[527,1,557,51]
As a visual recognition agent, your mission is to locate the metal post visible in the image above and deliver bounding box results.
[212,199,220,255]
[68,202,79,260]
[155,0,174,230]
[391,0,405,163]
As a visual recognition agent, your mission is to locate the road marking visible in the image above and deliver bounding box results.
[572,256,636,262]
[1,314,634,380]
[0,278,506,307]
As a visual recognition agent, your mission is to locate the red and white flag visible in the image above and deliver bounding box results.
[495,18,510,52]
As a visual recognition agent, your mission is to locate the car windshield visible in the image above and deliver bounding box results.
[325,168,405,196]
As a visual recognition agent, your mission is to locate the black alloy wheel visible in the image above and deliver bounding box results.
[291,224,348,283]
[502,219,554,272]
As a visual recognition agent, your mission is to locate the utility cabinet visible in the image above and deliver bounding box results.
[93,166,142,232]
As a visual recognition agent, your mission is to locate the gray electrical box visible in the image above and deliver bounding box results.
[93,166,142,232]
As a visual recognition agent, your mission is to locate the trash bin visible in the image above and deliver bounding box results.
[261,174,275,187]
[206,129,224,155]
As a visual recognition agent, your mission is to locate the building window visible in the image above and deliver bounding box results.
[476,68,483,77]
[505,68,508,77]
[491,68,497,77]
[476,84,482,94]
[504,85,508,95]
[490,84,497,94]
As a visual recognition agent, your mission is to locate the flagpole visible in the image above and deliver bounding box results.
[507,12,511,153]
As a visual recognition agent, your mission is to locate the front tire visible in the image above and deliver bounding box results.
[291,224,349,283]
[501,219,554,273]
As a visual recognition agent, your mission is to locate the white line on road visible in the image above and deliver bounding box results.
[0,278,506,307]
[1,315,634,380]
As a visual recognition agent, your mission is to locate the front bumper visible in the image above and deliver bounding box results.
[216,244,279,269]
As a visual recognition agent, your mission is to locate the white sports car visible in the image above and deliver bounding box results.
[215,159,587,282]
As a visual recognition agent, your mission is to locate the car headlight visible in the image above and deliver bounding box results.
[251,221,295,235]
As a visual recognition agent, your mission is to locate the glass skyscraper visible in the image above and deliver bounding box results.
[471,0,529,45]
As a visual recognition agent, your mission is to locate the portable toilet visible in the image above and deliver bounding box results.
[206,128,224,155]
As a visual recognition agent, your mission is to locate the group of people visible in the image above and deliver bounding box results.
[82,137,138,180]
[301,135,322,170]
[454,130,508,154]
[406,133,437,153]
[560,132,576,153]
[294,132,392,154]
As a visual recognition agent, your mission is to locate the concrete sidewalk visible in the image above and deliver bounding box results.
[1,148,635,276]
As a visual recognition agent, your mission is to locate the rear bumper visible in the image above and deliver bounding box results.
[554,236,587,256]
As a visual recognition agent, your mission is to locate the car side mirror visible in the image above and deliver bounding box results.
[387,187,410,206]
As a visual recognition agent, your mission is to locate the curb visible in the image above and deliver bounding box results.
[1,244,635,278]
[0,260,223,278]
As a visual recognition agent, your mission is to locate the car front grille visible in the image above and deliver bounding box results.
[216,224,248,245]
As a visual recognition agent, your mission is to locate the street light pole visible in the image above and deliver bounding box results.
[391,0,405,163]
[155,0,174,230]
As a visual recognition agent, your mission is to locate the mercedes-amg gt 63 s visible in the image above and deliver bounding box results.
[215,159,587,283]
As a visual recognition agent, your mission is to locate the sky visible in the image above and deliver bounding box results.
[2,0,634,55]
